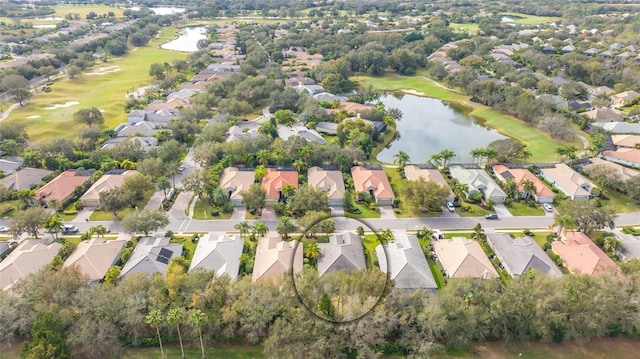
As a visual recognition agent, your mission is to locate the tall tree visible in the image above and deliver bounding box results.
[277,216,297,240]
[253,221,269,238]
[438,149,456,167]
[188,309,207,359]
[122,209,169,237]
[73,107,105,127]
[42,215,64,240]
[167,308,186,359]
[11,206,49,239]
[304,242,321,266]
[520,179,537,200]
[393,150,410,171]
[145,310,165,359]
[156,176,171,200]
[241,184,267,215]
[234,221,251,240]
[1,74,31,106]
[558,200,616,234]
[286,184,329,217]
[403,178,450,212]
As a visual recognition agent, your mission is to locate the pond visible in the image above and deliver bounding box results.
[161,26,207,52]
[376,94,506,164]
[127,7,186,15]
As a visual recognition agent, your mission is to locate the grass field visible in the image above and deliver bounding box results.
[4,27,187,143]
[193,199,233,220]
[505,201,546,216]
[357,73,565,162]
[500,12,561,25]
[53,4,126,19]
[449,22,480,35]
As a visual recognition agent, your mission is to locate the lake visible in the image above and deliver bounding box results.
[376,94,506,164]
[161,26,207,52]
[127,6,186,15]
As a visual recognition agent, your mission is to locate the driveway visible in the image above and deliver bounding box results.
[493,204,513,218]
[330,206,345,217]
[379,205,396,219]
[261,207,277,221]
[231,207,246,220]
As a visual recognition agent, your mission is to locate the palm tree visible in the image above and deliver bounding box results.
[156,176,171,200]
[281,183,296,200]
[519,148,532,165]
[484,147,498,164]
[393,150,410,170]
[520,179,537,201]
[470,148,484,164]
[234,221,251,240]
[16,188,36,208]
[293,159,306,173]
[439,149,456,167]
[256,149,270,166]
[167,163,180,190]
[120,159,136,170]
[43,215,64,240]
[504,178,518,200]
[188,309,207,359]
[145,310,165,359]
[453,183,469,201]
[91,224,108,238]
[167,308,186,359]
[253,221,269,238]
[553,214,575,234]
[277,216,297,240]
[555,146,566,162]
[473,223,486,241]
[47,198,61,213]
[305,242,321,266]
[379,228,394,244]
[428,153,443,167]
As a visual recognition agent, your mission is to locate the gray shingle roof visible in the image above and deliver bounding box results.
[119,237,182,278]
[317,232,366,277]
[188,233,244,279]
[486,233,562,277]
[376,233,437,290]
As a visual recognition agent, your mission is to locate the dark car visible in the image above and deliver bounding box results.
[485,214,499,220]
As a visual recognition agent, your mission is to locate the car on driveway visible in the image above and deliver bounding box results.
[0,225,9,232]
[446,202,455,212]
[485,213,499,220]
[543,203,554,212]
[178,165,186,172]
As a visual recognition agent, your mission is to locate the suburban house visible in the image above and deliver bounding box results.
[226,122,261,142]
[63,238,127,282]
[581,158,639,182]
[102,136,158,153]
[591,122,640,135]
[449,165,507,204]
[116,121,162,138]
[80,170,137,207]
[188,232,244,280]
[218,167,256,206]
[404,164,455,202]
[602,148,640,168]
[307,166,346,206]
[261,167,299,205]
[317,232,366,277]
[0,239,62,292]
[551,231,618,276]
[315,122,339,135]
[0,167,53,190]
[0,156,23,175]
[539,164,595,200]
[351,165,395,205]
[375,233,438,291]
[583,108,624,123]
[611,90,640,108]
[119,237,183,279]
[277,125,327,144]
[252,234,303,283]
[611,134,640,148]
[432,237,499,279]
[36,170,92,205]
[485,233,562,277]
[492,165,554,203]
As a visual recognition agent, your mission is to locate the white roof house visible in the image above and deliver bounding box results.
[252,233,303,283]
[376,233,437,291]
[188,232,244,280]
[540,164,595,200]
[63,238,127,282]
[449,166,507,204]
[0,239,62,292]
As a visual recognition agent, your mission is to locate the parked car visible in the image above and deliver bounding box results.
[543,203,554,212]
[431,229,444,240]
[446,202,455,212]
[0,225,9,232]
[485,213,499,220]
[178,165,186,172]
[63,224,79,233]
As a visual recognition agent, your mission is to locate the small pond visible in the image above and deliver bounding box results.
[376,94,507,164]
[161,26,207,52]
[127,7,186,15]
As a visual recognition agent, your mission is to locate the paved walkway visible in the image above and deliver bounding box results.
[231,207,246,220]
[379,205,396,219]
[493,204,513,218]
[72,208,95,222]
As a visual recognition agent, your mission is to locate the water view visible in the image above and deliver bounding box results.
[376,94,506,164]
[161,26,207,52]
[127,7,186,15]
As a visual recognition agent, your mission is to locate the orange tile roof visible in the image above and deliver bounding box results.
[551,232,618,276]
[261,168,298,199]
[36,170,91,203]
[492,165,554,198]
[351,166,395,200]
[603,148,640,164]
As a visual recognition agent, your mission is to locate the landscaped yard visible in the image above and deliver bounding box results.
[383,167,445,218]
[89,190,155,221]
[345,202,382,219]
[598,189,640,213]
[3,27,188,143]
[505,201,545,216]
[457,201,491,217]
[361,234,382,269]
[357,73,567,162]
[170,235,197,261]
[193,199,233,220]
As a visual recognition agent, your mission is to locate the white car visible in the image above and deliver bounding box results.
[543,203,554,212]
[0,225,9,232]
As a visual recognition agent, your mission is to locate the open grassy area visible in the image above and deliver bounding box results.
[506,201,546,216]
[500,12,561,25]
[383,166,443,218]
[4,27,187,143]
[361,234,382,269]
[53,4,126,19]
[457,202,491,217]
[356,73,566,162]
[598,189,640,213]
[193,199,233,220]
[449,22,480,35]
[345,202,382,219]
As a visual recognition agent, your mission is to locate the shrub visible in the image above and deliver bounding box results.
[523,229,533,236]
[165,230,174,238]
[221,202,234,214]
[467,192,483,204]
[273,202,286,216]
[210,208,220,217]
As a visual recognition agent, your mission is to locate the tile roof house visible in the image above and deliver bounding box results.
[252,234,303,283]
[0,239,62,292]
[63,238,127,282]
[261,168,298,205]
[486,233,562,277]
[539,164,595,200]
[583,108,624,123]
[277,125,327,144]
[80,170,137,207]
[0,167,53,190]
[433,237,499,279]
[376,233,437,291]
[492,165,554,203]
[591,122,640,135]
[101,136,159,152]
[188,232,244,279]
[551,232,618,276]
[36,170,91,205]
[449,165,507,204]
[307,167,346,206]
[404,164,454,202]
[351,165,395,205]
[611,134,640,148]
[602,148,640,168]
[218,167,255,206]
[226,122,261,142]
[581,158,639,182]
[317,232,366,277]
[0,156,23,175]
[611,90,640,108]
[116,121,162,137]
[119,237,183,278]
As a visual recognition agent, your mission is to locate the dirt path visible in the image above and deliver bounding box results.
[0,103,20,122]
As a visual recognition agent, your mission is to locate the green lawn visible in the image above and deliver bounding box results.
[457,202,491,217]
[383,166,443,218]
[500,12,561,25]
[4,27,187,143]
[427,255,446,289]
[505,201,545,216]
[170,235,197,260]
[345,202,382,219]
[449,22,480,35]
[598,189,640,213]
[53,4,126,19]
[193,199,232,220]
[361,234,382,269]
[356,73,565,162]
